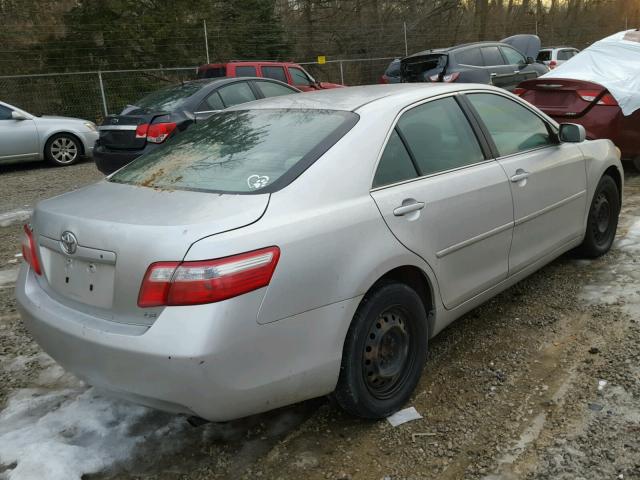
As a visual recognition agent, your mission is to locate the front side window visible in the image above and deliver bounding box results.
[0,105,12,120]
[262,66,288,83]
[396,97,485,175]
[255,81,297,98]
[217,82,257,107]
[373,130,418,188]
[481,46,505,66]
[557,50,571,61]
[110,109,358,194]
[501,46,526,65]
[289,67,313,86]
[235,66,257,76]
[467,93,554,156]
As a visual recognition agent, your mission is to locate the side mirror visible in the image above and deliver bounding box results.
[526,56,535,64]
[559,123,586,143]
[11,111,27,121]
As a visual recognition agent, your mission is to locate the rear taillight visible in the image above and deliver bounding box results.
[135,122,177,143]
[577,90,618,106]
[380,75,389,84]
[549,60,557,69]
[21,224,41,275]
[138,247,280,307]
[513,87,527,96]
[429,72,460,83]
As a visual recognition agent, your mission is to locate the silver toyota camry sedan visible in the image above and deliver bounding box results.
[16,84,622,421]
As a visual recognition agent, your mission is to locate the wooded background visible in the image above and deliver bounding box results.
[1,0,636,76]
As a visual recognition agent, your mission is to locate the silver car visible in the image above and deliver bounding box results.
[0,101,98,167]
[16,84,622,421]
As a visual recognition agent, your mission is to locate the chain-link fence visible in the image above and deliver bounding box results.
[0,59,396,123]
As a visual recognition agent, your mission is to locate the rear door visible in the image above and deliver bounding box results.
[370,95,513,309]
[260,65,289,85]
[464,92,587,274]
[0,104,39,161]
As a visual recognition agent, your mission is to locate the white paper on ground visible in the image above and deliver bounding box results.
[542,29,640,116]
[386,406,422,427]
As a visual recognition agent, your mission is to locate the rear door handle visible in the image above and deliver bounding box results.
[393,201,425,216]
[510,170,530,182]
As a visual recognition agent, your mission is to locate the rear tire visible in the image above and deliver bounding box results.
[333,281,428,419]
[576,175,620,258]
[45,133,82,166]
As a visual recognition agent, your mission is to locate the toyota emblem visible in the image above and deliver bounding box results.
[60,231,78,255]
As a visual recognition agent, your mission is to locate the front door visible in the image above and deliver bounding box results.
[480,46,516,90]
[370,96,514,309]
[0,105,39,161]
[465,92,587,274]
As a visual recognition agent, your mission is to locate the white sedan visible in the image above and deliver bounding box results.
[0,101,98,167]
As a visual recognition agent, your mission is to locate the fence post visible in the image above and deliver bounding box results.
[203,19,211,64]
[98,71,108,117]
[403,22,408,56]
[339,61,344,85]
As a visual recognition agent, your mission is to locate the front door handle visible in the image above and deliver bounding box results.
[510,170,530,182]
[393,201,425,216]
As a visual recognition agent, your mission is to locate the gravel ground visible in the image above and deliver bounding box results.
[0,161,638,480]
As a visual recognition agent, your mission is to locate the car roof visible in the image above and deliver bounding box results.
[404,41,506,59]
[227,83,497,112]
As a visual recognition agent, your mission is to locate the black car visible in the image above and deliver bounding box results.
[94,77,300,175]
[400,34,548,91]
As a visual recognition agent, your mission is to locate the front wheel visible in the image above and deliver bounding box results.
[576,175,620,258]
[45,134,81,166]
[333,281,428,419]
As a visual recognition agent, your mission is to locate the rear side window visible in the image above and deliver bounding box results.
[198,91,224,111]
[537,50,552,62]
[467,93,554,156]
[217,82,257,107]
[198,66,226,78]
[557,50,573,61]
[110,110,358,194]
[262,66,288,83]
[396,97,485,175]
[0,105,12,120]
[455,48,482,66]
[501,46,526,65]
[235,66,257,76]
[480,46,505,66]
[289,67,312,86]
[255,81,296,98]
[385,60,401,77]
[373,130,418,188]
[133,83,203,112]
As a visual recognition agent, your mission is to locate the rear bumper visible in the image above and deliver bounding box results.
[93,143,160,175]
[16,265,357,421]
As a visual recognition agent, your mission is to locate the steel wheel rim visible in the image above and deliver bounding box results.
[51,137,78,164]
[362,306,414,400]
[592,192,612,246]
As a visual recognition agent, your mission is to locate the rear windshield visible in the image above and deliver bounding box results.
[537,50,552,62]
[109,109,358,194]
[385,60,401,77]
[401,54,447,82]
[131,83,203,112]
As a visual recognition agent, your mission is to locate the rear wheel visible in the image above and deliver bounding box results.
[576,175,619,258]
[45,133,81,166]
[334,281,428,419]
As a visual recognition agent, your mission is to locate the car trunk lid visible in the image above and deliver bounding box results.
[517,78,608,118]
[400,53,448,82]
[31,181,269,326]
[98,113,162,150]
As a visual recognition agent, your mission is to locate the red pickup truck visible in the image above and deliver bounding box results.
[197,61,343,92]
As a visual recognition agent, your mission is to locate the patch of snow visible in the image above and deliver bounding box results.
[0,267,19,287]
[0,388,190,480]
[0,210,31,228]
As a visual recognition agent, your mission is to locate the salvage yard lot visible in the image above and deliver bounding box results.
[0,160,639,480]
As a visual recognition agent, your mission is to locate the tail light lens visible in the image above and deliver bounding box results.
[21,224,41,275]
[135,122,177,143]
[380,75,389,84]
[513,87,527,96]
[429,72,460,83]
[549,60,557,69]
[138,247,280,307]
[577,90,618,106]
